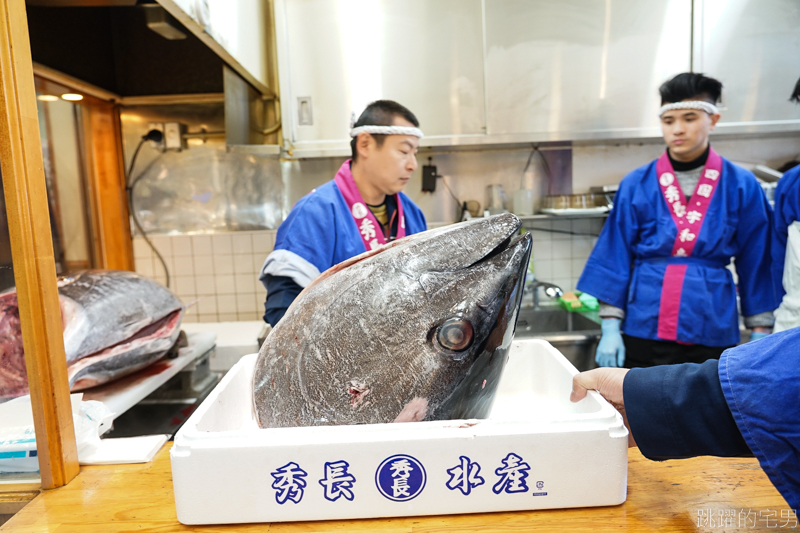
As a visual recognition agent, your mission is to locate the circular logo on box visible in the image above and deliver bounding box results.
[375,454,426,502]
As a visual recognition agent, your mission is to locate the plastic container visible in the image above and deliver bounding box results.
[512,189,534,216]
[170,339,628,525]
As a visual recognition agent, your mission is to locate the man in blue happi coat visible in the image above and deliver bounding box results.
[570,327,800,511]
[772,76,800,333]
[578,73,778,368]
[259,101,428,326]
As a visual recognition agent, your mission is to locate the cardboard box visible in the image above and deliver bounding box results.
[171,339,628,525]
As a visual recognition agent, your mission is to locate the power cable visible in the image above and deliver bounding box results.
[521,144,554,195]
[441,175,462,207]
[125,130,171,288]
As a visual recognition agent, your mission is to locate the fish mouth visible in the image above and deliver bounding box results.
[472,235,514,267]
[473,231,532,310]
[469,216,526,268]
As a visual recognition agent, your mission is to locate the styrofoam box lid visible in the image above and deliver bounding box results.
[171,339,628,524]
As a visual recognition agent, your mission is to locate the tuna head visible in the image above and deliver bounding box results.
[253,213,532,428]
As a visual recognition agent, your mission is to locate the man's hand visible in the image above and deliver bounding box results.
[571,368,636,447]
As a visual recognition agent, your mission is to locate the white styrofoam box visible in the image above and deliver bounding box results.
[181,321,266,372]
[171,339,628,525]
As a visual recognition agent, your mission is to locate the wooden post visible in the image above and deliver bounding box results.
[87,105,134,271]
[0,0,79,488]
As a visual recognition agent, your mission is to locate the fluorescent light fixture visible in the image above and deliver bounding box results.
[61,93,84,102]
[37,94,59,102]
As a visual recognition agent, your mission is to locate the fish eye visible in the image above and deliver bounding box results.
[437,317,474,352]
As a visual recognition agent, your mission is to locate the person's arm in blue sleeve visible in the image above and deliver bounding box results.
[735,174,779,322]
[771,169,800,299]
[577,175,639,367]
[571,362,751,459]
[623,360,751,459]
[771,175,793,302]
[263,275,303,327]
[259,192,339,325]
[577,177,637,309]
[273,196,339,277]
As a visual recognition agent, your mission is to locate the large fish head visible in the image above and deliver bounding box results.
[253,213,532,427]
[379,213,533,421]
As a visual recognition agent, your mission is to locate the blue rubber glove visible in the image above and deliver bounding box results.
[596,318,625,367]
[749,331,769,341]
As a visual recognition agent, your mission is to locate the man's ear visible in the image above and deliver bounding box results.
[709,113,721,130]
[356,133,373,160]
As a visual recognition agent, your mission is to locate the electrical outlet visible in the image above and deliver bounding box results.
[147,122,165,151]
[297,97,313,125]
[164,122,186,151]
[422,164,438,192]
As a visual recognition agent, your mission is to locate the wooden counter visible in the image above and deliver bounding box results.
[2,443,791,532]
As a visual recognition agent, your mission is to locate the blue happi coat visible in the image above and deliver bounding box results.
[771,165,800,299]
[719,328,800,509]
[578,156,777,346]
[260,179,427,288]
[624,328,800,509]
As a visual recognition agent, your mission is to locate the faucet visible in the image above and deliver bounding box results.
[529,280,563,310]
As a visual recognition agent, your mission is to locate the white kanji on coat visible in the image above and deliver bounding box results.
[705,169,720,181]
[679,228,696,242]
[665,185,681,203]
[697,184,713,198]
[674,247,688,257]
[659,173,675,187]
[686,210,703,224]
[360,218,376,241]
[673,202,686,218]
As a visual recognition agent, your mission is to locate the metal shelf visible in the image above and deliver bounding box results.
[518,212,609,221]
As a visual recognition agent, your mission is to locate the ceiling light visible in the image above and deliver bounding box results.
[37,94,59,102]
[61,93,84,102]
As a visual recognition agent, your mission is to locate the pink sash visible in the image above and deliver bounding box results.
[333,160,406,251]
[655,148,722,341]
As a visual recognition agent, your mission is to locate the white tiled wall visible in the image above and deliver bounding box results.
[132,217,600,324]
[524,217,604,293]
[133,231,276,323]
[133,216,602,323]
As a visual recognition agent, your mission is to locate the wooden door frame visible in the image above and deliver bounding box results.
[33,75,134,272]
[0,0,134,493]
[0,0,80,490]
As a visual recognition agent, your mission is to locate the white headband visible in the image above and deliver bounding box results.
[658,101,720,117]
[349,125,424,138]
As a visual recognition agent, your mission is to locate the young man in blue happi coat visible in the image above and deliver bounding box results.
[578,73,777,368]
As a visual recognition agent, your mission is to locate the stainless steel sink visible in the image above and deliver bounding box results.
[514,306,601,371]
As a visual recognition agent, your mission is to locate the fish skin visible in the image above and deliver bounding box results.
[0,270,184,398]
[58,271,182,363]
[253,213,532,428]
